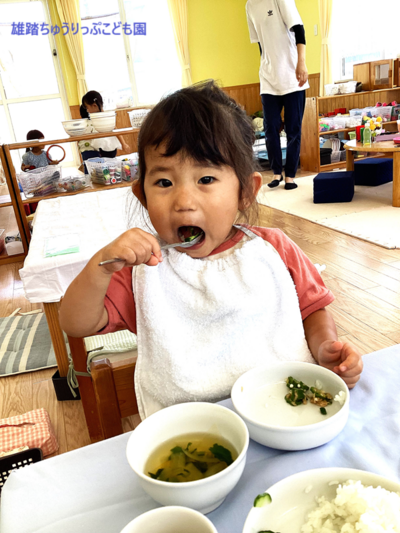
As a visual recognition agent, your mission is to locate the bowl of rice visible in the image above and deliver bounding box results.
[231,362,349,450]
[243,467,400,533]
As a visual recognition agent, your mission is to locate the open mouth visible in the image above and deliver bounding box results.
[178,226,205,244]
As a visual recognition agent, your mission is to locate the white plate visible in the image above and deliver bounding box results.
[242,467,400,533]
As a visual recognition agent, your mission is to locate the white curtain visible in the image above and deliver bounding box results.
[319,0,333,96]
[167,0,192,87]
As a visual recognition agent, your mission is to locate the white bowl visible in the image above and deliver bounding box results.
[231,362,349,451]
[120,506,218,533]
[90,115,116,133]
[243,467,400,533]
[126,402,249,514]
[62,119,88,136]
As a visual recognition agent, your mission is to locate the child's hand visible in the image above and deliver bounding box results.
[97,228,163,274]
[317,340,363,389]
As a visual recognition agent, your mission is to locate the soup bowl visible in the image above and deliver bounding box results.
[231,362,349,451]
[62,118,88,136]
[120,506,218,533]
[126,402,249,514]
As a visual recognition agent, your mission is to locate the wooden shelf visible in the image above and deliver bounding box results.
[318,87,400,101]
[300,86,400,173]
[20,180,133,204]
[319,120,398,136]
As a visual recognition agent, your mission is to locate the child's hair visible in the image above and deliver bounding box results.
[136,80,259,224]
[80,90,103,118]
[25,130,44,153]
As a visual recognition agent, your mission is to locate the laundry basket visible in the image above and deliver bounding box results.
[18,166,62,198]
[128,108,151,128]
[85,157,122,185]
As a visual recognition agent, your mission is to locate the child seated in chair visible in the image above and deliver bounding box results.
[60,81,363,420]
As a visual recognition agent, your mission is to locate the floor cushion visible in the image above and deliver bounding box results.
[354,158,393,186]
[313,171,355,204]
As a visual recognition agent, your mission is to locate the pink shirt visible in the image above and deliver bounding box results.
[101,226,334,334]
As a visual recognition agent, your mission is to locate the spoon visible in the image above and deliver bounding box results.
[98,233,204,266]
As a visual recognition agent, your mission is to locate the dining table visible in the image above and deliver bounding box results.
[1,345,399,533]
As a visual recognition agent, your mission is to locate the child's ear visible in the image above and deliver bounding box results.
[132,180,147,207]
[240,172,263,209]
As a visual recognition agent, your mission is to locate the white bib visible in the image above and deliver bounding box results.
[133,226,315,419]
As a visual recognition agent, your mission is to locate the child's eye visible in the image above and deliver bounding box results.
[156,179,172,188]
[199,176,215,184]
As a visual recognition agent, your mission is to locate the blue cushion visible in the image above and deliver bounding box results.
[313,171,354,204]
[354,158,393,186]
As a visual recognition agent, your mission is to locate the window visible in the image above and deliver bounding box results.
[0,0,76,169]
[80,0,181,107]
[330,0,400,82]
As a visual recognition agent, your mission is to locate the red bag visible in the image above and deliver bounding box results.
[0,408,58,457]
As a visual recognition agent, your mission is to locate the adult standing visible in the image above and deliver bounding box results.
[246,0,309,189]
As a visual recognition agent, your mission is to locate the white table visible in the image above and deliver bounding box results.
[19,188,150,377]
[1,346,399,533]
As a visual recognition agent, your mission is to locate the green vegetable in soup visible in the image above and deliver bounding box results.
[284,376,333,414]
[147,441,234,483]
[254,493,272,507]
[184,226,202,242]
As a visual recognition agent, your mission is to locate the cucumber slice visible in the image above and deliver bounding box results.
[253,492,272,507]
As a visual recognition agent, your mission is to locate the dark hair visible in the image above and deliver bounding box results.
[80,90,103,118]
[136,80,259,224]
[26,129,44,152]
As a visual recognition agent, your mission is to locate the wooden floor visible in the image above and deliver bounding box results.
[1,168,399,456]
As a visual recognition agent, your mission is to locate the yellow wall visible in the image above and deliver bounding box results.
[187,0,260,87]
[297,0,321,74]
[52,0,321,104]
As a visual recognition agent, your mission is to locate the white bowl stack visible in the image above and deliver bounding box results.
[89,111,116,133]
[62,118,89,137]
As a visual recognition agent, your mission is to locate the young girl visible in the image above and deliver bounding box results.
[21,130,59,171]
[78,91,130,168]
[60,81,363,420]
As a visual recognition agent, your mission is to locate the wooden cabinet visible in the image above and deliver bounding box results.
[300,87,400,173]
[1,127,140,252]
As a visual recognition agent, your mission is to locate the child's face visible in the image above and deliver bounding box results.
[143,146,242,257]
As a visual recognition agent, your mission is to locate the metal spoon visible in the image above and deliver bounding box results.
[98,233,204,266]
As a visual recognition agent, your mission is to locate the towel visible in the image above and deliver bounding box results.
[133,225,315,420]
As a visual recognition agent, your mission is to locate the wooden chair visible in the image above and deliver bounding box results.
[67,336,140,443]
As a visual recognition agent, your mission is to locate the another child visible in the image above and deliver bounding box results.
[21,130,59,171]
[60,81,363,420]
[78,91,130,169]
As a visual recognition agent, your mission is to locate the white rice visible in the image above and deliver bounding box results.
[301,480,400,532]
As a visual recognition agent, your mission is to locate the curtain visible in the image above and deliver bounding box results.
[319,0,333,96]
[167,0,192,87]
[55,0,88,101]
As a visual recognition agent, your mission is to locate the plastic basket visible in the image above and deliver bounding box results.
[121,159,138,182]
[0,448,42,494]
[371,106,392,122]
[58,174,91,192]
[85,157,122,185]
[18,166,62,198]
[128,108,151,128]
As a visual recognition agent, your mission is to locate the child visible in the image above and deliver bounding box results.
[78,90,130,167]
[21,130,59,171]
[60,81,363,420]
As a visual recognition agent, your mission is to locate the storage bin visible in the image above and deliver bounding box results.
[371,106,392,122]
[361,107,374,119]
[349,108,362,117]
[58,175,90,192]
[121,159,138,182]
[340,150,347,161]
[333,116,347,130]
[18,166,62,198]
[320,147,332,165]
[345,116,362,128]
[331,151,341,163]
[391,104,400,121]
[319,117,334,132]
[85,158,122,185]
